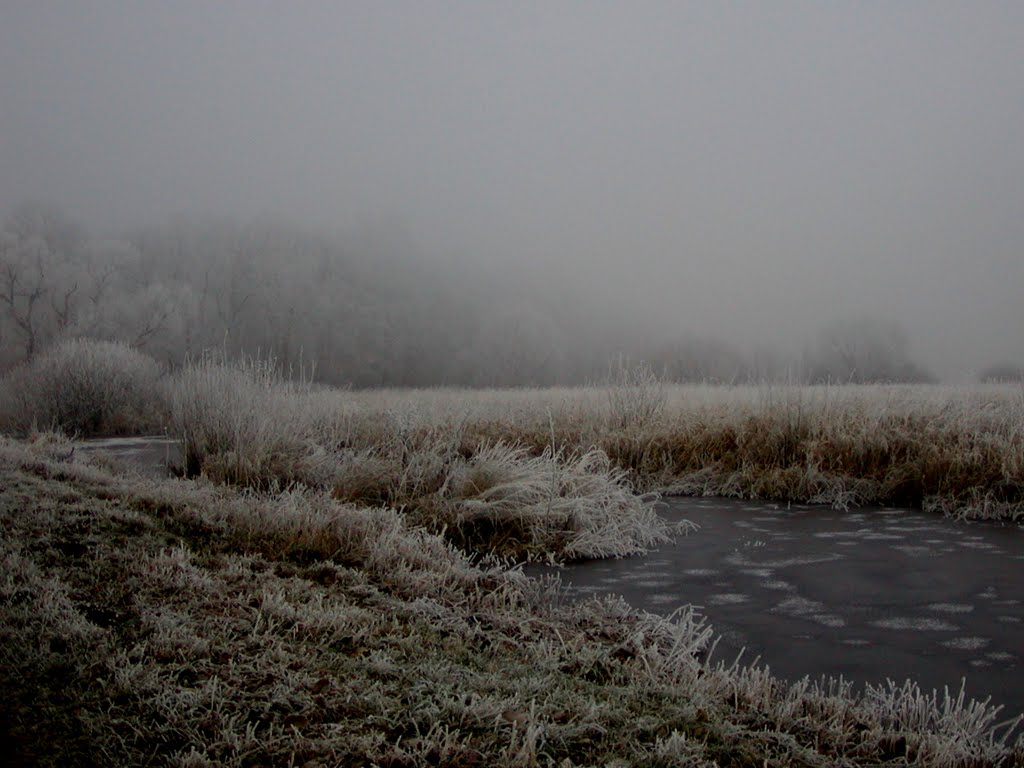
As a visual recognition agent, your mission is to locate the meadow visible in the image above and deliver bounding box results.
[1,339,1022,765]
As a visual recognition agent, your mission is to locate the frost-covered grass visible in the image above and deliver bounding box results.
[166,356,674,561]
[4,350,1023,763]
[1,435,1020,767]
[166,355,1024,524]
[5,347,1019,561]
[345,380,1024,521]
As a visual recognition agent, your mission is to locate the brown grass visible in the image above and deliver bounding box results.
[163,359,1024,572]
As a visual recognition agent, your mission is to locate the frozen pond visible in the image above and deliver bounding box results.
[531,497,1024,720]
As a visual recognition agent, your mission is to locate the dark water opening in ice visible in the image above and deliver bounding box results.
[531,497,1024,720]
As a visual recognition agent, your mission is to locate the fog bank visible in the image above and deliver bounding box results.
[2,3,1022,381]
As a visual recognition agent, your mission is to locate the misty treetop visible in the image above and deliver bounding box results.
[0,202,951,386]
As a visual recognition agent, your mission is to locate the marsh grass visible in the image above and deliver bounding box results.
[0,436,1020,766]
[168,351,335,484]
[165,358,676,560]
[402,383,1024,520]
[605,358,667,431]
[163,356,1024,559]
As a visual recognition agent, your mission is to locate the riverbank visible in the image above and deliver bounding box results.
[1,435,1020,766]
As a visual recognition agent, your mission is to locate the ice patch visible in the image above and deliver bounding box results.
[812,530,857,539]
[813,530,904,542]
[986,652,1015,662]
[873,617,957,631]
[774,596,826,615]
[646,593,680,606]
[630,579,675,589]
[891,545,932,557]
[683,569,718,577]
[941,637,989,651]
[709,593,749,605]
[927,603,974,614]
[727,553,843,569]
[771,598,845,627]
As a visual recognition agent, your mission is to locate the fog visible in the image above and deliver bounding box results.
[2,2,1022,383]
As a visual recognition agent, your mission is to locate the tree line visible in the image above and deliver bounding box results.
[0,201,965,387]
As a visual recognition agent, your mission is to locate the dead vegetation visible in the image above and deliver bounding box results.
[1,435,1021,766]
[359,381,1024,522]
[167,354,676,561]
[2,346,1024,763]
[165,356,1024,568]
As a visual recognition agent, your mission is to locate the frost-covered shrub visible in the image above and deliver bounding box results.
[0,338,165,436]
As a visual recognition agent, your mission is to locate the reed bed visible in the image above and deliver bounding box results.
[167,355,676,560]
[347,380,1024,520]
[168,356,1024,525]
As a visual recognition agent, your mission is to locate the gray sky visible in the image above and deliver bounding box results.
[2,2,1022,379]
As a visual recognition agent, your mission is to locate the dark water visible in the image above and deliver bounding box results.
[531,497,1024,720]
[77,436,182,478]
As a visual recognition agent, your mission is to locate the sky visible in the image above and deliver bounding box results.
[2,2,1022,380]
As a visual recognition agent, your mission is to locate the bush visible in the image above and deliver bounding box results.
[0,338,165,437]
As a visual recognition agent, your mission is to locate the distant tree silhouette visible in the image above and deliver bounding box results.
[0,202,86,361]
[804,317,934,384]
[978,362,1024,383]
